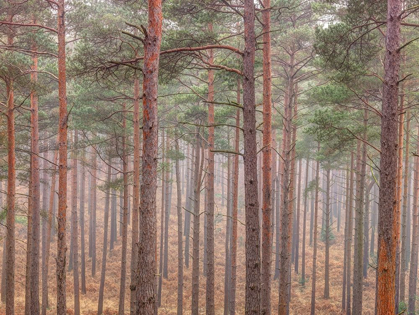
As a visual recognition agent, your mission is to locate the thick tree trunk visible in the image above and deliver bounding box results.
[243,1,261,312]
[97,162,112,315]
[376,1,402,313]
[136,1,162,311]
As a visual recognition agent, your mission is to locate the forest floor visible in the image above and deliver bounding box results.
[0,183,379,314]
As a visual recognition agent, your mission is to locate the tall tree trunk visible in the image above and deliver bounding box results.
[301,158,309,284]
[243,1,261,312]
[119,105,129,315]
[261,0,272,311]
[97,162,112,315]
[175,139,183,315]
[376,0,402,313]
[224,150,232,315]
[29,35,41,314]
[400,110,411,304]
[136,0,162,311]
[346,153,355,314]
[157,131,166,307]
[163,139,172,279]
[5,9,15,315]
[295,159,302,274]
[353,109,367,314]
[71,131,80,315]
[206,27,215,313]
[26,160,33,315]
[91,150,97,276]
[324,167,331,299]
[310,146,320,315]
[42,146,58,315]
[230,80,240,315]
[191,131,204,314]
[80,156,86,294]
[56,0,69,310]
[342,167,349,311]
[278,71,294,315]
[408,126,419,315]
[130,76,141,315]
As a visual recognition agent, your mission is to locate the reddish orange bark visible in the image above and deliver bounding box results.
[56,0,68,312]
[376,0,402,313]
[136,0,163,313]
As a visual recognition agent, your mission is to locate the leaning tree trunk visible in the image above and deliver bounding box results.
[376,0,402,313]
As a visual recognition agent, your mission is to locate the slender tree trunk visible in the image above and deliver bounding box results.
[158,131,166,307]
[342,167,349,311]
[130,76,141,315]
[163,137,171,280]
[376,0,402,313]
[408,126,419,315]
[97,162,112,315]
[310,146,320,315]
[230,80,240,315]
[400,110,411,304]
[71,131,80,315]
[353,109,367,314]
[5,10,15,314]
[80,156,86,294]
[56,0,69,310]
[324,167,331,299]
[119,105,129,315]
[136,1,162,311]
[206,28,215,313]
[191,131,204,314]
[175,139,183,315]
[224,151,232,315]
[295,159,302,275]
[363,181,374,279]
[346,153,355,314]
[301,158,309,284]
[91,150,97,276]
[26,160,33,315]
[278,72,294,315]
[261,0,272,311]
[42,146,58,315]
